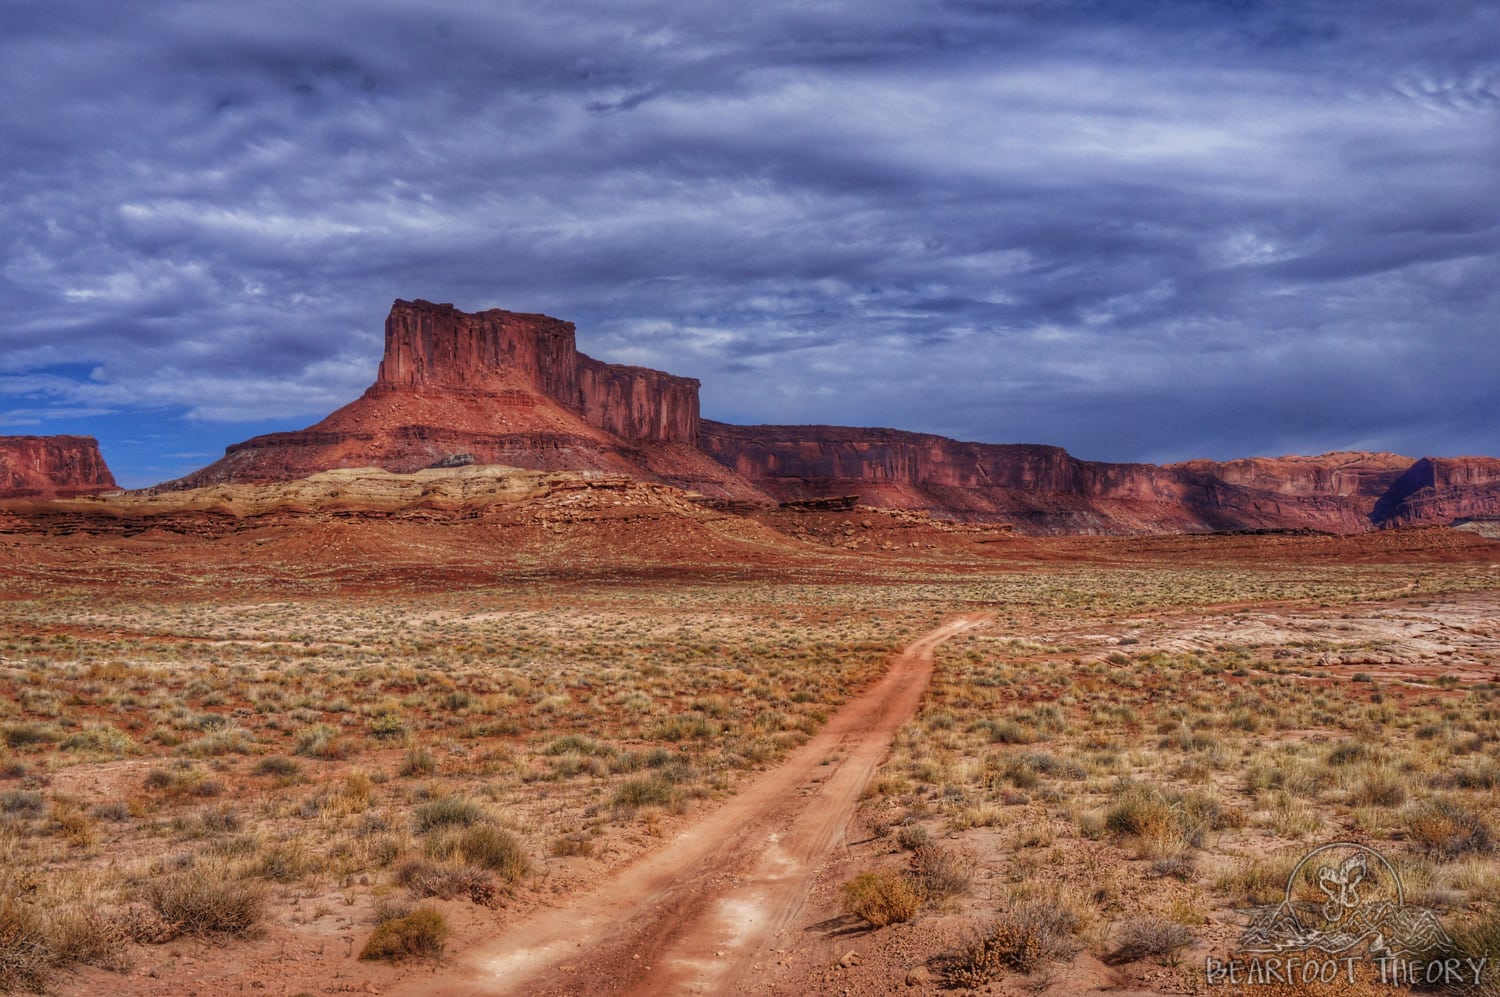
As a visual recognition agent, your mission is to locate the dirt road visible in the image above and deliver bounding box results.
[391,613,988,996]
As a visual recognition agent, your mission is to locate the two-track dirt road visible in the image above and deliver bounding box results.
[391,613,989,996]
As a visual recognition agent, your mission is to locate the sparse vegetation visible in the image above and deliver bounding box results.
[0,534,1495,994]
[358,906,448,961]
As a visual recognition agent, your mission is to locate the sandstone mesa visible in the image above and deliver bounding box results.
[5,299,1498,534]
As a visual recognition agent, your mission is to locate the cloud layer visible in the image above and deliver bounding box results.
[4,0,1498,485]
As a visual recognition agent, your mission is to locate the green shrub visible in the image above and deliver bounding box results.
[60,724,139,756]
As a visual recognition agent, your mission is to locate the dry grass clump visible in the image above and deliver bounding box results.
[0,883,135,993]
[413,796,487,832]
[841,869,922,927]
[1405,798,1494,858]
[939,899,1080,986]
[427,823,529,883]
[1102,781,1238,856]
[139,861,265,938]
[1450,908,1500,997]
[358,905,448,962]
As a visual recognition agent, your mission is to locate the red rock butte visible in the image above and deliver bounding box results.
[77,298,1500,533]
[0,435,116,499]
[168,299,761,501]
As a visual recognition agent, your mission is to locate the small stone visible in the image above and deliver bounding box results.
[839,950,859,968]
[906,966,932,986]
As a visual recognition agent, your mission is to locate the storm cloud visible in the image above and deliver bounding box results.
[3,0,1498,485]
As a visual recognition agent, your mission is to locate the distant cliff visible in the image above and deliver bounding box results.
[700,422,1491,534]
[169,300,756,500]
[163,298,1499,534]
[0,435,117,499]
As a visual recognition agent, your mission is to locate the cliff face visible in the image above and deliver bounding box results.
[0,435,117,499]
[172,300,757,500]
[699,423,1445,534]
[162,297,1498,533]
[1370,457,1500,528]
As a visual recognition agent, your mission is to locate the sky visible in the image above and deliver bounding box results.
[3,1,1498,488]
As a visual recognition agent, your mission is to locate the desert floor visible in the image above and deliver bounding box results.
[2,501,1498,995]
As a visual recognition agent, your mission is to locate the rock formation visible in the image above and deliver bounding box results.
[1369,457,1500,528]
[164,298,1499,534]
[700,423,1490,533]
[0,435,117,499]
[171,300,758,501]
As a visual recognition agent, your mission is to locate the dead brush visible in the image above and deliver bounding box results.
[908,844,977,903]
[938,899,1080,986]
[1108,918,1194,966]
[138,860,265,938]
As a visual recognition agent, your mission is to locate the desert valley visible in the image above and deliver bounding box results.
[1,301,1498,997]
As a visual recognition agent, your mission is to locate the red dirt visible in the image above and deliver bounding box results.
[388,614,990,997]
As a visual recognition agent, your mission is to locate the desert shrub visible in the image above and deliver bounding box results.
[252,756,301,778]
[940,901,1080,985]
[1450,909,1500,997]
[358,906,448,961]
[1406,799,1493,858]
[399,745,436,777]
[177,726,254,758]
[60,724,139,756]
[909,845,976,902]
[91,799,132,822]
[140,862,265,937]
[368,712,406,740]
[1111,919,1194,965]
[0,789,44,817]
[545,734,602,755]
[294,723,349,760]
[978,718,1034,744]
[1214,856,1296,906]
[1326,740,1375,766]
[1104,782,1236,854]
[41,904,131,974]
[0,891,131,992]
[255,841,317,883]
[394,860,497,906]
[453,824,528,882]
[612,776,678,810]
[413,796,486,832]
[1347,771,1407,807]
[841,869,920,927]
[0,895,50,992]
[895,824,932,851]
[1,723,60,749]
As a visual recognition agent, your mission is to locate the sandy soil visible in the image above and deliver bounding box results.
[386,615,989,996]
